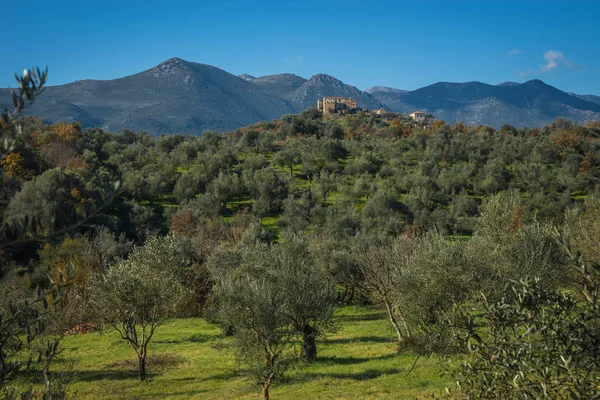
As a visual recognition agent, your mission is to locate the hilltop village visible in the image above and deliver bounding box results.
[317,96,427,122]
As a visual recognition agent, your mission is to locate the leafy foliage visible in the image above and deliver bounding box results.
[89,236,186,380]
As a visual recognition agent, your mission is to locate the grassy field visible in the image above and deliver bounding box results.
[39,307,449,399]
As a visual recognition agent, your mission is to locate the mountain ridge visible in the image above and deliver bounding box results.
[1,58,598,133]
[368,79,600,128]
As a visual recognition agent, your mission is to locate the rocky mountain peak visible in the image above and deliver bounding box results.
[150,58,192,79]
[239,74,256,81]
[497,81,520,87]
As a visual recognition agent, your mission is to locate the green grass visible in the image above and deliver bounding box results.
[226,197,253,213]
[141,194,178,208]
[261,216,280,236]
[32,307,449,399]
[571,190,587,201]
[326,190,342,205]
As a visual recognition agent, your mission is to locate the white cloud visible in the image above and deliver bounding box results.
[520,50,583,77]
[506,49,523,58]
[541,50,564,71]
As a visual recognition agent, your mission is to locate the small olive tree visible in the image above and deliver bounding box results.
[211,244,296,400]
[272,233,337,362]
[357,233,479,352]
[470,192,567,294]
[209,236,336,398]
[356,236,411,343]
[89,236,185,380]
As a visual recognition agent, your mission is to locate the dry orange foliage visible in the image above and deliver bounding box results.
[404,223,419,237]
[66,156,89,171]
[171,209,199,238]
[1,152,24,178]
[509,206,524,233]
[30,129,44,146]
[451,121,467,134]
[585,120,600,129]
[344,128,357,140]
[579,152,595,175]
[50,122,82,143]
[426,119,446,136]
[550,129,580,152]
[550,117,573,130]
[39,238,100,300]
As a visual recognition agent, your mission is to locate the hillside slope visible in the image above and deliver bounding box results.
[0,58,296,134]
[286,74,385,111]
[368,80,600,127]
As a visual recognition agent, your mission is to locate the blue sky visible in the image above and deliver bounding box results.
[2,0,599,94]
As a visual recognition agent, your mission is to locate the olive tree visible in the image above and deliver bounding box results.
[271,234,337,361]
[209,237,336,398]
[0,268,72,399]
[273,144,301,176]
[1,67,47,159]
[356,236,414,343]
[210,243,296,400]
[470,192,567,293]
[89,236,186,380]
[454,270,600,398]
[357,233,480,352]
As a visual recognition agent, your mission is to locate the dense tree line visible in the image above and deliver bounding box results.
[2,69,600,398]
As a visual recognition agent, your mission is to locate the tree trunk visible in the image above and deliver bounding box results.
[289,165,293,176]
[340,286,349,305]
[261,380,271,400]
[384,299,405,343]
[43,362,52,399]
[348,286,355,305]
[138,355,146,381]
[302,324,317,362]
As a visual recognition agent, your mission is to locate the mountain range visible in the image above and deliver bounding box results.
[1,57,599,134]
[366,80,600,128]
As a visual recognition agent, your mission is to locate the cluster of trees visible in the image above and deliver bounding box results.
[3,103,598,250]
[2,68,600,399]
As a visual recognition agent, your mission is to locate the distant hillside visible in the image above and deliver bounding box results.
[572,93,600,106]
[246,73,307,100]
[0,58,297,134]
[368,80,600,127]
[365,86,408,95]
[1,58,599,133]
[496,82,520,87]
[244,73,385,112]
[286,74,385,111]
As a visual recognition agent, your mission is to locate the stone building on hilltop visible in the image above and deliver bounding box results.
[409,111,426,122]
[317,97,357,117]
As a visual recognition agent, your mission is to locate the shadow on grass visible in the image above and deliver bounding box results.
[305,368,402,381]
[154,333,217,345]
[73,369,142,382]
[188,333,212,343]
[91,354,183,381]
[316,353,397,366]
[325,335,393,345]
[338,311,385,322]
[174,371,239,383]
